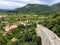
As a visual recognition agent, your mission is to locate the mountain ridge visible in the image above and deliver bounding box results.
[0,2,60,14]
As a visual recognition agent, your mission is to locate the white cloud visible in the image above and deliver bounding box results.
[0,0,60,9]
[0,0,46,9]
[17,0,46,4]
[29,0,46,4]
[4,0,46,4]
[52,0,60,4]
[0,1,12,5]
[0,0,26,9]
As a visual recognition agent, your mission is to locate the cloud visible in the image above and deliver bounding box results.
[0,0,26,9]
[29,0,46,4]
[0,0,46,9]
[0,0,60,9]
[3,0,46,4]
[52,0,60,4]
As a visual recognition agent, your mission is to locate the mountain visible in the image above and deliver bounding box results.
[14,4,52,14]
[13,3,60,14]
[51,2,60,11]
[0,2,60,14]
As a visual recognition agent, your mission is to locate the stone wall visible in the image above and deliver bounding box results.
[36,24,60,45]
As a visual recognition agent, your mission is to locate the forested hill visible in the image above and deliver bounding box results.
[51,2,60,11]
[0,2,60,14]
[14,4,52,14]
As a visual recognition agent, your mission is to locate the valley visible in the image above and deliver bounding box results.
[0,2,60,45]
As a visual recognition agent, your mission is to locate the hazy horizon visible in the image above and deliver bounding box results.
[0,0,60,10]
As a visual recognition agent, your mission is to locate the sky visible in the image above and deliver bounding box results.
[0,0,60,10]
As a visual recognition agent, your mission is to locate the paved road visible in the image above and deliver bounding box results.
[36,24,60,45]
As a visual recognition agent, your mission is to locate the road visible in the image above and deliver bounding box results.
[36,24,60,45]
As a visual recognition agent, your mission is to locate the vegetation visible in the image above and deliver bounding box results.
[0,14,42,45]
[0,2,60,45]
[38,12,60,37]
[1,2,60,15]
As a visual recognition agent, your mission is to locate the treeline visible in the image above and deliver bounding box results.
[38,12,60,37]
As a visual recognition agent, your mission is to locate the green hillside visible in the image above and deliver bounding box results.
[0,2,60,15]
[51,2,60,11]
[14,4,52,14]
[0,2,60,44]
